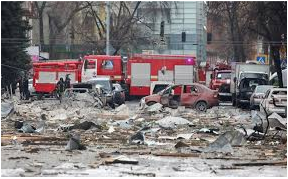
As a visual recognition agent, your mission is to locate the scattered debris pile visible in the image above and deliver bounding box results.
[1,97,287,176]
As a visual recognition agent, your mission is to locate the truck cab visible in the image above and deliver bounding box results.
[231,63,270,108]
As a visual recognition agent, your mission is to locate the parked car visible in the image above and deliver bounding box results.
[86,78,125,105]
[112,83,125,105]
[64,87,90,97]
[260,88,287,117]
[150,81,173,95]
[140,83,219,111]
[250,85,275,110]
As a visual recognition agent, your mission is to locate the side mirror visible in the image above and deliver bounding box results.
[233,77,237,83]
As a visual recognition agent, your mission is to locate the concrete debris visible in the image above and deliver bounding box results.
[146,103,163,113]
[104,155,139,165]
[129,131,145,145]
[198,128,219,135]
[108,126,115,133]
[203,135,234,154]
[113,119,133,129]
[18,123,36,133]
[158,136,177,140]
[2,94,287,177]
[175,141,190,148]
[1,168,25,177]
[156,116,193,129]
[65,134,86,151]
[59,121,102,132]
[1,101,14,118]
[115,104,130,116]
[176,133,194,140]
[203,131,246,154]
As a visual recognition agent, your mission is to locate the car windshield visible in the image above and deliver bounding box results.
[94,80,112,91]
[216,72,231,79]
[113,84,122,91]
[255,86,274,93]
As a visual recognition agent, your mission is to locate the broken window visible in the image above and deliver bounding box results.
[102,60,114,69]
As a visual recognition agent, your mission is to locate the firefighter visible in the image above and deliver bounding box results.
[56,78,65,101]
[64,74,71,89]
[23,77,29,100]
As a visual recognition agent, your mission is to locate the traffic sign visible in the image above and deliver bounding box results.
[256,55,268,64]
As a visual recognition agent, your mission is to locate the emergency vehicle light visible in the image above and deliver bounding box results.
[185,58,195,65]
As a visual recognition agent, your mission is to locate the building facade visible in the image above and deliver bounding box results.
[136,1,207,62]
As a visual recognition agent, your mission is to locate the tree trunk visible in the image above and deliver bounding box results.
[271,45,283,88]
[39,13,44,50]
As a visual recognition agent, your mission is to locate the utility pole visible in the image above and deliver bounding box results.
[106,1,110,55]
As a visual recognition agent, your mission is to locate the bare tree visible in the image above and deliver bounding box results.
[72,1,176,55]
[248,1,287,87]
[46,2,90,58]
[34,1,47,49]
[208,2,254,62]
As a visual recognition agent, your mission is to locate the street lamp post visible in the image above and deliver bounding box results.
[106,1,110,55]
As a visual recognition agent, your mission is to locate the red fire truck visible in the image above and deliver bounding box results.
[33,55,123,96]
[209,63,232,101]
[125,54,196,96]
[33,60,82,97]
[32,54,196,97]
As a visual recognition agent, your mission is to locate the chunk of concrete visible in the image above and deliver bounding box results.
[146,103,163,113]
[203,137,234,154]
[18,123,36,133]
[129,131,145,145]
[115,104,130,116]
[203,131,246,154]
[1,101,14,118]
[156,116,193,129]
[65,134,86,151]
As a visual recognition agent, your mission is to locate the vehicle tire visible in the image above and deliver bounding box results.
[195,101,207,112]
[147,101,156,106]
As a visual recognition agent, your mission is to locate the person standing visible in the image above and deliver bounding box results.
[64,74,71,89]
[23,77,29,100]
[56,78,65,102]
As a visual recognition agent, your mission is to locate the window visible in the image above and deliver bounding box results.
[84,60,96,70]
[216,72,231,79]
[102,60,114,69]
[272,90,287,95]
[190,85,198,93]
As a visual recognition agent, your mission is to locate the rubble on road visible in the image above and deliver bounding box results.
[1,97,287,177]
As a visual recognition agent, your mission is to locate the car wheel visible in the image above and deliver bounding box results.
[195,101,207,112]
[147,101,156,106]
